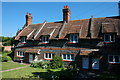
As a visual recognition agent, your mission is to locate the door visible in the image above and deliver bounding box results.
[92,58,99,69]
[82,57,89,69]
[29,54,33,63]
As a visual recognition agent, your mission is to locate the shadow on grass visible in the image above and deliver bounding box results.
[32,69,78,80]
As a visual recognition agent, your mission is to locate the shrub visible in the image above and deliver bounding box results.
[30,60,50,69]
[50,56,64,69]
[30,61,40,68]
[6,56,12,61]
[2,56,8,62]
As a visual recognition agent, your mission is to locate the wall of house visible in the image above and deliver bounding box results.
[14,37,120,70]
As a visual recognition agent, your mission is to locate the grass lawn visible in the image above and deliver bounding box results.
[1,62,26,71]
[2,66,62,78]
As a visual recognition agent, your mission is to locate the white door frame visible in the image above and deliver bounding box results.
[82,56,89,69]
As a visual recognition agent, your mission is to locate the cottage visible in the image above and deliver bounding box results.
[14,3,120,71]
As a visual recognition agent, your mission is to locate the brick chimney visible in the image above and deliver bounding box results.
[63,5,70,23]
[118,1,120,16]
[26,12,32,26]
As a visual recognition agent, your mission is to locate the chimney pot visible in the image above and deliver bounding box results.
[63,5,70,23]
[26,12,32,26]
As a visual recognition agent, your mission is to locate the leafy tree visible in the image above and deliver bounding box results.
[1,36,15,46]
[50,56,64,69]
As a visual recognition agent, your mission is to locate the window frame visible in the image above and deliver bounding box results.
[62,54,75,61]
[104,33,115,43]
[108,55,120,64]
[69,34,78,43]
[20,36,26,43]
[41,36,49,43]
[17,51,24,57]
[44,53,54,59]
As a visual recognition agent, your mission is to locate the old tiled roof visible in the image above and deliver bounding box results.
[15,16,120,40]
[15,47,81,54]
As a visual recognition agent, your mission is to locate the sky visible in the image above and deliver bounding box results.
[1,2,120,37]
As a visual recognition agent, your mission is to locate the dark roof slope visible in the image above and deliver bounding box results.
[15,16,120,40]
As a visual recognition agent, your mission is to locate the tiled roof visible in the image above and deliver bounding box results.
[15,16,120,40]
[15,47,81,54]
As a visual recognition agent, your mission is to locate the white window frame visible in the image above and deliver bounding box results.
[21,37,26,43]
[17,51,24,57]
[108,55,120,63]
[62,54,75,61]
[104,34,115,42]
[69,34,78,43]
[44,53,54,59]
[42,36,49,43]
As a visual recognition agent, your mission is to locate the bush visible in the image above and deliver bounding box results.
[2,56,8,62]
[30,61,40,68]
[30,60,50,69]
[50,56,64,69]
[6,56,12,61]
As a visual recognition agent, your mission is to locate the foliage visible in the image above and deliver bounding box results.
[1,56,8,62]
[30,60,50,69]
[1,51,12,62]
[1,36,15,46]
[50,56,64,69]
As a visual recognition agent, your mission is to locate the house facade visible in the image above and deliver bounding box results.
[14,3,120,71]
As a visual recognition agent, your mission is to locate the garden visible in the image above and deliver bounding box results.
[1,52,120,79]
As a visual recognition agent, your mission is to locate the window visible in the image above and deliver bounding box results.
[104,34,115,42]
[44,53,54,59]
[69,34,78,43]
[62,54,74,61]
[20,37,26,43]
[17,51,24,57]
[108,55,120,63]
[42,36,49,43]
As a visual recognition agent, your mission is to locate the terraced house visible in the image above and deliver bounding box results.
[14,3,120,71]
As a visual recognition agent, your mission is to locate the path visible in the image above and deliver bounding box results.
[0,66,28,72]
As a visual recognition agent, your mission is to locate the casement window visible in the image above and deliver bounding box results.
[44,53,54,59]
[42,36,49,43]
[69,34,78,43]
[108,55,120,63]
[17,51,24,57]
[62,54,74,61]
[20,37,26,43]
[104,33,115,42]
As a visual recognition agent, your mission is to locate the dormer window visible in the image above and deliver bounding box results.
[20,36,26,43]
[69,34,78,43]
[104,33,115,43]
[42,36,49,43]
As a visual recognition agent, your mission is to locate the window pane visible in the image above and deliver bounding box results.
[111,34,114,42]
[46,53,48,58]
[49,53,51,58]
[52,54,55,58]
[74,35,78,42]
[71,54,74,60]
[46,36,49,42]
[70,35,73,42]
[105,34,109,41]
[67,54,70,60]
[63,54,66,59]
[115,56,119,62]
[109,56,113,62]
